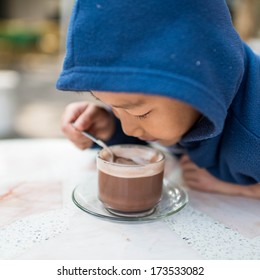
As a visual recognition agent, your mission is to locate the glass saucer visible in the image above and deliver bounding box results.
[72,180,188,222]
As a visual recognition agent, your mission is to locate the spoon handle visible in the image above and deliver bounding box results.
[72,123,114,160]
[72,123,104,148]
[81,131,107,149]
[80,130,114,161]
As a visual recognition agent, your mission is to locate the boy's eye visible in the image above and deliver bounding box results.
[134,111,151,120]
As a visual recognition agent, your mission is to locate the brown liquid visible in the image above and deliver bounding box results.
[98,170,164,213]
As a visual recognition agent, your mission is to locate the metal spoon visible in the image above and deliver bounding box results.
[72,123,114,160]
[79,131,144,165]
[80,130,115,161]
[74,125,146,165]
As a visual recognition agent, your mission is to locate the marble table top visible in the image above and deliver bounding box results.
[0,139,259,260]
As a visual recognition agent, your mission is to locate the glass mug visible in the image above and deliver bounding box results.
[96,144,165,217]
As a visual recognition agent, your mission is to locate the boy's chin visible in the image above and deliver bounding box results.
[157,139,179,147]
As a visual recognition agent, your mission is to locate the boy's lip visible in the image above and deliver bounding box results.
[139,137,158,142]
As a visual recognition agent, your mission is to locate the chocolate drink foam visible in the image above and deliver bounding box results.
[97,145,164,178]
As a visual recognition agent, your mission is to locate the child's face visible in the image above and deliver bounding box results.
[93,91,201,146]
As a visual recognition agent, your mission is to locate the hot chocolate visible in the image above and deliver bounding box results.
[98,170,164,213]
[97,145,165,217]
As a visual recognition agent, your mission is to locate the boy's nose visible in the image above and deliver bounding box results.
[120,119,143,138]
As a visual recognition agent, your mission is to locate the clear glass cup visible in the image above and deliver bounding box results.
[96,144,165,217]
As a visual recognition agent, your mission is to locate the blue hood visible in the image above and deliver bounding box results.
[57,0,245,141]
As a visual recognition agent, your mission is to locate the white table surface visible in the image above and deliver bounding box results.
[0,139,259,260]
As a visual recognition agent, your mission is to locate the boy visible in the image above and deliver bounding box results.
[57,0,260,198]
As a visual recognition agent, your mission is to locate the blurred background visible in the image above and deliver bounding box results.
[0,0,259,139]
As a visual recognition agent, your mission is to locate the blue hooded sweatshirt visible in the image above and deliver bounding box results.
[57,0,260,185]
